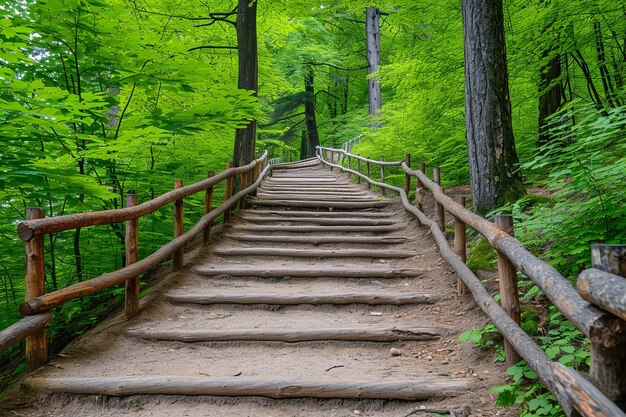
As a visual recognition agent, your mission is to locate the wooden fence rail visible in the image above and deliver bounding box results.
[0,152,268,371]
[316,145,626,417]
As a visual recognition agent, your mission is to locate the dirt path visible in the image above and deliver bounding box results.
[0,161,514,417]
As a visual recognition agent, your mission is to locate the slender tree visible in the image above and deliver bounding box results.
[233,0,258,166]
[461,0,525,213]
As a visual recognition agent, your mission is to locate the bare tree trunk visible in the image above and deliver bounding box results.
[233,0,258,167]
[366,7,382,115]
[304,67,320,158]
[461,0,525,213]
[538,52,564,147]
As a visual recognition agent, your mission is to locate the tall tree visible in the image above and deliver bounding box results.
[366,7,382,115]
[233,0,258,166]
[461,0,525,213]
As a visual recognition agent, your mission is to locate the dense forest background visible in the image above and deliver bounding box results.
[1,0,625,413]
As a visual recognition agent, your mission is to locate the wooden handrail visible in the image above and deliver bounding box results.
[316,147,626,417]
[19,163,272,316]
[16,152,268,242]
[318,146,402,167]
[0,314,51,356]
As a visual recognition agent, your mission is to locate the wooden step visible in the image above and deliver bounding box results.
[212,247,416,259]
[236,215,395,226]
[24,376,473,400]
[248,200,390,209]
[260,186,360,192]
[166,292,440,305]
[127,327,447,343]
[229,224,399,233]
[253,195,376,202]
[257,190,369,197]
[226,234,409,245]
[195,266,429,278]
[266,178,337,183]
[239,209,392,218]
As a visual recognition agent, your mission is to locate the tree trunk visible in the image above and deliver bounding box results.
[304,67,320,158]
[233,0,258,167]
[538,52,564,147]
[461,0,525,213]
[366,7,382,115]
[299,130,308,160]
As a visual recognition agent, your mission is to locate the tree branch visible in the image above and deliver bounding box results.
[261,112,305,127]
[188,45,238,52]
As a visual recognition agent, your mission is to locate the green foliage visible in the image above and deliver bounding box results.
[466,238,498,273]
[518,99,626,276]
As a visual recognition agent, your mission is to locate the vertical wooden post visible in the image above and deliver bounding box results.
[173,179,184,271]
[251,163,259,196]
[203,171,214,244]
[225,162,234,222]
[404,154,411,195]
[347,155,352,180]
[124,191,139,318]
[239,160,248,210]
[357,157,361,183]
[366,161,371,189]
[329,151,334,170]
[494,215,521,366]
[380,156,386,196]
[416,163,426,213]
[433,168,445,230]
[25,207,47,371]
[589,244,626,406]
[454,196,469,296]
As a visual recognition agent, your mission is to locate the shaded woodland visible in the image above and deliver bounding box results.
[1,1,625,415]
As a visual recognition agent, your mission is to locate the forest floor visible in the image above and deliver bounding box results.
[0,163,515,417]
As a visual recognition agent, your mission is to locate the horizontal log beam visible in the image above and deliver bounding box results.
[230,224,399,233]
[257,190,369,197]
[0,313,52,355]
[24,376,473,400]
[226,235,408,245]
[236,215,395,226]
[128,327,446,343]
[239,210,392,218]
[212,247,416,258]
[17,152,268,241]
[166,292,439,305]
[254,195,377,202]
[318,146,403,166]
[19,165,272,316]
[578,268,626,322]
[248,200,390,209]
[196,266,429,278]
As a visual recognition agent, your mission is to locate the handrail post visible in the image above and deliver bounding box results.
[329,150,333,170]
[239,159,248,210]
[124,191,139,318]
[366,161,371,189]
[454,196,469,296]
[357,156,361,184]
[587,244,626,406]
[380,156,386,196]
[347,155,352,180]
[433,167,445,230]
[404,153,411,195]
[494,215,521,367]
[203,171,214,244]
[225,162,234,222]
[415,163,426,215]
[173,179,184,271]
[25,207,47,371]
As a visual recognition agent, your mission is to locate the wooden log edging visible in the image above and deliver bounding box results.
[166,292,440,305]
[127,327,446,343]
[230,225,400,233]
[23,376,473,400]
[248,199,390,209]
[238,209,392,218]
[0,313,51,355]
[236,215,394,226]
[227,235,408,245]
[316,149,626,417]
[19,164,272,316]
[16,152,268,241]
[196,266,430,278]
[211,247,417,259]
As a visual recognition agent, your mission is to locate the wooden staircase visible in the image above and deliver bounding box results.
[13,159,499,416]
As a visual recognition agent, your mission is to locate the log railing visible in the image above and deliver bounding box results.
[0,152,269,372]
[317,146,626,417]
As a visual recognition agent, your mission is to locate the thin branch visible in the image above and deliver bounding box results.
[195,17,236,27]
[261,112,305,127]
[188,45,237,51]
[316,90,341,100]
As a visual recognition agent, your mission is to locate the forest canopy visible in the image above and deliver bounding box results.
[1,0,625,408]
